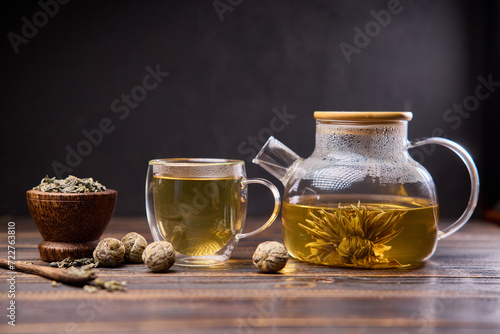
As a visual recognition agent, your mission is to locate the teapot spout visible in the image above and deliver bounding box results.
[252,136,302,184]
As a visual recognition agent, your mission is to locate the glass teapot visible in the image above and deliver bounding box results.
[253,112,479,269]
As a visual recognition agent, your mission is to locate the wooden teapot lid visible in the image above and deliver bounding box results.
[314,111,413,122]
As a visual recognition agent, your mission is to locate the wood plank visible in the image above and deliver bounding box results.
[1,216,500,333]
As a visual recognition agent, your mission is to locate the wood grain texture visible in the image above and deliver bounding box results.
[26,190,117,262]
[1,217,500,333]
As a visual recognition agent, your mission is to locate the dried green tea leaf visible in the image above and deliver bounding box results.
[83,285,99,294]
[50,257,96,268]
[33,175,106,193]
[65,266,96,279]
[94,278,126,291]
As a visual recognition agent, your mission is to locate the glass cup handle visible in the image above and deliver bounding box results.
[236,178,281,240]
[409,137,480,239]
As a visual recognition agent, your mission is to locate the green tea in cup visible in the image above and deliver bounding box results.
[146,159,281,266]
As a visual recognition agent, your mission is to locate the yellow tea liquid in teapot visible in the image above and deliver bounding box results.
[283,195,438,268]
[254,112,479,269]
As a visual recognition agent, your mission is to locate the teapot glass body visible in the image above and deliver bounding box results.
[254,112,479,269]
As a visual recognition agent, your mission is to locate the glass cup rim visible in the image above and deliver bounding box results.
[149,158,244,167]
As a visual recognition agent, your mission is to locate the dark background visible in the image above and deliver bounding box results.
[1,0,499,219]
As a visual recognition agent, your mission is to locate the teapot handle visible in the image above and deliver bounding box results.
[409,137,480,240]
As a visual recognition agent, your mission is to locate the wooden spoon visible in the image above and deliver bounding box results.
[0,258,95,286]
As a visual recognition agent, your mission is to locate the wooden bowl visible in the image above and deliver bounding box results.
[26,189,117,262]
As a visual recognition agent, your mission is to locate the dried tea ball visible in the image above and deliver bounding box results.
[253,241,288,273]
[93,238,125,267]
[121,232,148,263]
[142,241,175,273]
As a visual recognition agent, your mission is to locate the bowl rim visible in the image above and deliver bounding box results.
[26,189,117,201]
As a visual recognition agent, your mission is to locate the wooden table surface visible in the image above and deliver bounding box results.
[1,216,500,334]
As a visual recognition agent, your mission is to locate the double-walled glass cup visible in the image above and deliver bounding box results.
[146,158,281,266]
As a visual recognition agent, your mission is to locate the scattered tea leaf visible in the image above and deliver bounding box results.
[83,285,99,294]
[94,278,127,291]
[50,257,96,268]
[65,266,96,279]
